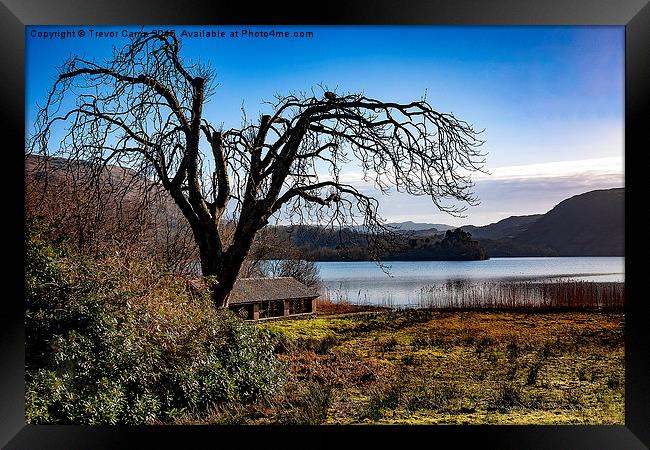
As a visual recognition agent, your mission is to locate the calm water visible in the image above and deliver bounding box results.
[317,257,625,306]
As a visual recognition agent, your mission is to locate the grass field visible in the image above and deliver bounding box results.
[210,309,625,425]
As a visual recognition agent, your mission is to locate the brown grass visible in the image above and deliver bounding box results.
[360,280,624,311]
[314,296,389,316]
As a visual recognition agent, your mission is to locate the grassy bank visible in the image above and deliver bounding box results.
[227,309,624,425]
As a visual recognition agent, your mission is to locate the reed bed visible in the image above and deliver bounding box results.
[325,280,625,311]
[314,296,387,315]
[417,280,623,311]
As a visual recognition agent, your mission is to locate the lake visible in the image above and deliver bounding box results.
[316,257,625,307]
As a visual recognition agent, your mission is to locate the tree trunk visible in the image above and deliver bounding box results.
[195,227,220,275]
[192,227,229,307]
[212,263,239,308]
[193,227,256,308]
[211,219,261,308]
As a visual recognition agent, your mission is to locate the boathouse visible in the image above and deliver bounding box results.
[227,277,318,320]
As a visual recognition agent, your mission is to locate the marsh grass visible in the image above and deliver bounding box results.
[266,380,333,425]
[526,363,542,385]
[364,382,404,420]
[415,280,624,311]
[362,373,461,421]
[314,296,388,316]
[323,280,623,313]
[404,383,459,413]
[489,383,527,411]
[261,309,624,425]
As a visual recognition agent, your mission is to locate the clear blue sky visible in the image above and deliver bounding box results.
[26,25,624,226]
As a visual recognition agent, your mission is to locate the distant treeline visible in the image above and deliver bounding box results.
[264,226,487,261]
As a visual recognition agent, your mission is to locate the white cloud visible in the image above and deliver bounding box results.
[473,156,623,182]
[320,156,624,188]
[367,157,624,226]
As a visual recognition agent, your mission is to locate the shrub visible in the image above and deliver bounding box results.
[526,363,541,385]
[506,364,519,381]
[506,341,519,360]
[25,220,284,424]
[405,384,457,412]
[310,335,340,354]
[270,332,340,355]
[410,337,429,350]
[606,376,621,390]
[563,390,584,409]
[577,367,589,381]
[364,384,402,420]
[377,337,398,352]
[490,383,525,412]
[475,337,493,355]
[401,354,417,366]
[268,380,332,425]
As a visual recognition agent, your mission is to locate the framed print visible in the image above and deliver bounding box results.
[2,0,648,448]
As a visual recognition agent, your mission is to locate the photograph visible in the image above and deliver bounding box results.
[22,24,628,427]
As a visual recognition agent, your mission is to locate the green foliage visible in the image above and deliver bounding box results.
[25,219,284,424]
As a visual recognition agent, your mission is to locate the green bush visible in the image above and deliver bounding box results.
[25,220,284,424]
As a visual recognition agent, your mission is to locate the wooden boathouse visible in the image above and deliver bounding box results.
[227,277,318,321]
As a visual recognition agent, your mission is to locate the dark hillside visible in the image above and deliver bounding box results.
[514,188,624,256]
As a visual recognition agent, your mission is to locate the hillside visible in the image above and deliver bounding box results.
[274,225,488,261]
[461,214,543,240]
[514,188,624,256]
[282,188,625,259]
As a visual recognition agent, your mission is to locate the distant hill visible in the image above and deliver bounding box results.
[476,238,559,257]
[354,188,625,257]
[513,188,624,256]
[385,221,455,232]
[461,214,543,240]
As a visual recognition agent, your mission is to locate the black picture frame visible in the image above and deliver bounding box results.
[2,1,647,448]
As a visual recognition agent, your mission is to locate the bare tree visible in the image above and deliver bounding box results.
[29,32,486,308]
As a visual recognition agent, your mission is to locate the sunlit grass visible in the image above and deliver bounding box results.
[255,310,624,425]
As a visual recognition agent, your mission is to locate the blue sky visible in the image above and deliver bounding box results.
[26,25,624,226]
